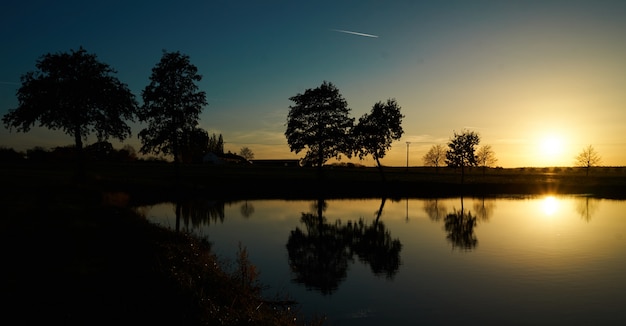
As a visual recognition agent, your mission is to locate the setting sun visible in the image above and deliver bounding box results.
[533,134,573,166]
[541,137,563,157]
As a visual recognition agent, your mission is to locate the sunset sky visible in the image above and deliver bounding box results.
[2,0,625,167]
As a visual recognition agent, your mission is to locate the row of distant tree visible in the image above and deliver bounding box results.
[1,47,232,166]
[0,143,139,164]
[283,81,498,181]
[0,136,255,165]
[422,140,602,177]
[284,81,603,179]
[1,46,603,175]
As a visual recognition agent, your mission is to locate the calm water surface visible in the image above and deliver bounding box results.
[142,195,626,325]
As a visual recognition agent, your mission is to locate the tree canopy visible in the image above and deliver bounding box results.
[138,50,208,163]
[179,128,210,163]
[2,47,137,152]
[285,81,354,168]
[446,129,480,183]
[353,98,404,179]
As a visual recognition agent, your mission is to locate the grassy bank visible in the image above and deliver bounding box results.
[0,173,323,325]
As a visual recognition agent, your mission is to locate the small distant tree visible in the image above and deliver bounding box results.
[423,144,447,172]
[446,129,480,184]
[239,147,254,161]
[353,98,404,181]
[476,144,498,175]
[207,133,224,155]
[217,134,224,154]
[138,50,207,164]
[575,145,602,176]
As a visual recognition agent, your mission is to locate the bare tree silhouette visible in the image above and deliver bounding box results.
[575,145,602,176]
[423,144,447,173]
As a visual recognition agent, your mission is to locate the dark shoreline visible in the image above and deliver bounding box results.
[3,163,626,202]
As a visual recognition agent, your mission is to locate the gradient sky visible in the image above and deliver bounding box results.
[2,0,625,167]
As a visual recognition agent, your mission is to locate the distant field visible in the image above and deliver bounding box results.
[3,162,625,200]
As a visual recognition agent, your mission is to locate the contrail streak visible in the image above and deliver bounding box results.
[331,29,379,38]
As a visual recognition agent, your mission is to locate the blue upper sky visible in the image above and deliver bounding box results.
[2,0,625,167]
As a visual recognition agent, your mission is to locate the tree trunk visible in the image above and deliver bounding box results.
[375,156,386,183]
[172,133,181,184]
[375,197,387,225]
[73,125,85,181]
[460,164,465,185]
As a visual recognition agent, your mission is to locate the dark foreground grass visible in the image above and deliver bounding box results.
[0,182,324,325]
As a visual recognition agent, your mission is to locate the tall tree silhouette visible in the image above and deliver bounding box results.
[353,99,404,182]
[285,81,354,170]
[179,128,210,163]
[138,50,207,164]
[2,47,137,172]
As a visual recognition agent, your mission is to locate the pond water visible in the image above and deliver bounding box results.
[141,195,626,325]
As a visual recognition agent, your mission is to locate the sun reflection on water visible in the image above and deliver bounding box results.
[541,195,560,216]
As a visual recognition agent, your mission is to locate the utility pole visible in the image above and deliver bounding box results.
[406,141,411,171]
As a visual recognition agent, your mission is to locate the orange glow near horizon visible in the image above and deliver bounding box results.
[538,135,567,166]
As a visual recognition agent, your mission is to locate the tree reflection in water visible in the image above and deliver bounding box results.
[347,198,402,279]
[286,211,352,295]
[576,196,600,222]
[423,199,447,222]
[444,197,478,250]
[174,199,225,232]
[473,197,495,222]
[240,200,255,218]
[286,198,402,295]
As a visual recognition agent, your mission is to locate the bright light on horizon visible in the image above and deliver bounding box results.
[541,136,564,158]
